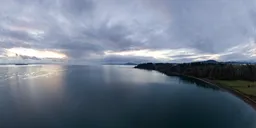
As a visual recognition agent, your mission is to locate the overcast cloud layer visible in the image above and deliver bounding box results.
[1,0,256,64]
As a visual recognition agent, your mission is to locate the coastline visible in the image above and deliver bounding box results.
[178,75,256,110]
[202,78,256,111]
[136,67,256,111]
[187,76,256,110]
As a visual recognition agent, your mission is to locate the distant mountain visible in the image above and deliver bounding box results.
[124,63,137,65]
[14,63,29,65]
[201,60,218,64]
[191,60,219,64]
[196,60,256,64]
[104,60,256,65]
[225,61,256,64]
[104,62,138,65]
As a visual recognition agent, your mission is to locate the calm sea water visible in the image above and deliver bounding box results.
[0,65,255,128]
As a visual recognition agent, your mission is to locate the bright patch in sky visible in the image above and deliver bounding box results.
[104,49,172,60]
[6,48,67,59]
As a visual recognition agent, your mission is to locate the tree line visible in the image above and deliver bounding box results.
[135,62,256,81]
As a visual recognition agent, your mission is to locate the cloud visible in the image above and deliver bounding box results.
[6,47,67,59]
[0,0,256,63]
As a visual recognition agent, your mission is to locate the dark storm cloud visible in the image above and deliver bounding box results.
[168,0,256,52]
[81,23,141,50]
[19,55,41,60]
[0,29,39,44]
[1,0,256,63]
[61,0,94,16]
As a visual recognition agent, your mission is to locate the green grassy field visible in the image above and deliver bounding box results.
[215,80,256,96]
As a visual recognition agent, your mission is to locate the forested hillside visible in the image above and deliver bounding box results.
[135,62,256,81]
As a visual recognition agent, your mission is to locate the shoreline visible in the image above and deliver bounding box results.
[173,73,256,110]
[185,75,256,110]
[137,67,256,111]
[202,78,256,111]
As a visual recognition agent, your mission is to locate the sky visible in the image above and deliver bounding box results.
[1,0,256,64]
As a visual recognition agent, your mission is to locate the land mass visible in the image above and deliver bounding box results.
[14,63,29,65]
[135,61,256,110]
[104,62,138,65]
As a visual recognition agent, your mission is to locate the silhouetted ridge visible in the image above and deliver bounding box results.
[135,63,156,70]
[201,60,218,64]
